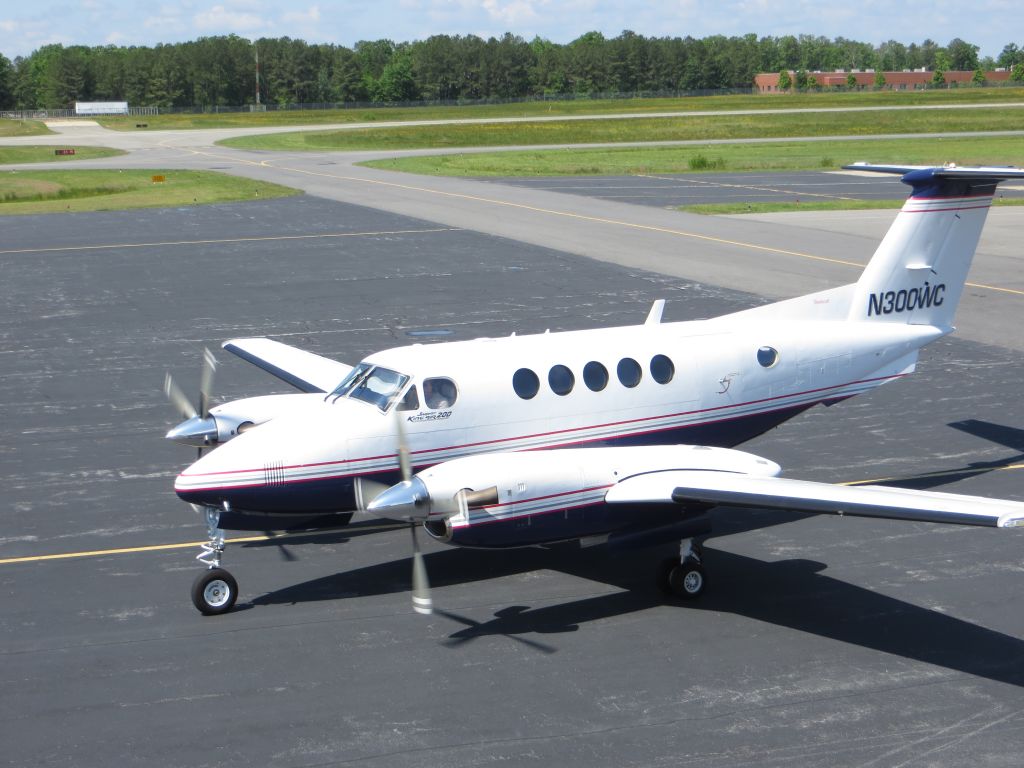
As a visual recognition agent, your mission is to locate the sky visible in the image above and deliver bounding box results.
[0,0,1018,61]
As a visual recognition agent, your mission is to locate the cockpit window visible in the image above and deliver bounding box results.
[423,377,458,409]
[329,363,411,411]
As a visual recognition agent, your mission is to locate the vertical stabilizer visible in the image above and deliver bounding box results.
[845,164,1023,329]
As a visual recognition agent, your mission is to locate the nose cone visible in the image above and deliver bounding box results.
[166,415,218,446]
[366,477,430,521]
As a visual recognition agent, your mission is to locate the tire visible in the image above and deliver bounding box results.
[668,559,706,599]
[191,568,238,615]
[656,556,679,595]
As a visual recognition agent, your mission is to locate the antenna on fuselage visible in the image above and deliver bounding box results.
[645,300,665,325]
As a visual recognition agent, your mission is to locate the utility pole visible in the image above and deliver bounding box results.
[254,41,261,106]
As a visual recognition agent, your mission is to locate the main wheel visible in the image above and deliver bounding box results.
[191,568,238,615]
[668,559,706,599]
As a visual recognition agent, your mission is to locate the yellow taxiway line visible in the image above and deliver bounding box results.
[0,523,401,566]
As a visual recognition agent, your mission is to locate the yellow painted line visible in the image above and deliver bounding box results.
[0,524,399,565]
[156,144,1024,297]
[840,462,1024,487]
[0,227,460,256]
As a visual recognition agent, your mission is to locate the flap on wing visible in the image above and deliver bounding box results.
[222,338,352,394]
[608,470,1024,529]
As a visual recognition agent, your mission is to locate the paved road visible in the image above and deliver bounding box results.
[2,198,1024,767]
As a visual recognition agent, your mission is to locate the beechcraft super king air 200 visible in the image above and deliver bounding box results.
[165,163,1024,616]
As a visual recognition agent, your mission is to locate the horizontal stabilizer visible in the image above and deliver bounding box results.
[607,470,1024,528]
[222,338,352,394]
[843,162,1024,182]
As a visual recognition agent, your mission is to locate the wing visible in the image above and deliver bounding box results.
[222,338,352,394]
[606,470,1024,529]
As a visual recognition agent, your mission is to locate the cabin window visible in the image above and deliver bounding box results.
[512,368,540,399]
[396,385,419,411]
[757,346,779,368]
[423,377,458,408]
[548,364,575,396]
[583,361,608,392]
[617,357,642,388]
[650,354,674,384]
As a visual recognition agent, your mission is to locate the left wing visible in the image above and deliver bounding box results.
[606,470,1024,528]
[222,337,352,394]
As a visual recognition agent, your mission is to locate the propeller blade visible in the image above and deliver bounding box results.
[164,373,198,420]
[395,410,412,482]
[199,348,217,419]
[410,523,433,615]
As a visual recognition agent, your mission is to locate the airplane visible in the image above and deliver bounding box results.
[165,163,1024,616]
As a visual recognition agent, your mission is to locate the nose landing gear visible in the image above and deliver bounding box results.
[191,505,238,615]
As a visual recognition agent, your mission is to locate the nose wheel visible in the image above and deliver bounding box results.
[657,539,706,599]
[191,505,240,615]
[192,567,238,615]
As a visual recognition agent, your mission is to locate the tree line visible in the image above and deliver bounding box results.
[1,32,1022,111]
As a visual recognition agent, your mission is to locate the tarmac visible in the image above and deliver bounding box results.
[2,119,1024,766]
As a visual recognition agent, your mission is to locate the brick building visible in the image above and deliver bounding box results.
[755,69,1015,92]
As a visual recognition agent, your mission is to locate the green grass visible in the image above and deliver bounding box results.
[0,146,126,164]
[358,135,1024,177]
[681,198,1024,215]
[0,119,52,137]
[220,105,1024,153]
[0,169,300,215]
[98,87,1024,131]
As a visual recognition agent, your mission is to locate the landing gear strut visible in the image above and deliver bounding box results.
[657,538,706,599]
[191,505,238,615]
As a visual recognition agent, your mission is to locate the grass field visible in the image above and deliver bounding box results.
[0,146,126,164]
[97,87,1024,130]
[0,119,52,137]
[220,105,1024,153]
[360,135,1024,177]
[0,169,299,215]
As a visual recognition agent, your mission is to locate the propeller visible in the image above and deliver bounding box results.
[354,411,464,615]
[163,348,218,456]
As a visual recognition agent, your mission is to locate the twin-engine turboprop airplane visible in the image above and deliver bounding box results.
[167,163,1024,615]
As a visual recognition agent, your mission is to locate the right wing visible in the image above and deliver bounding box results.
[606,470,1024,529]
[222,338,352,394]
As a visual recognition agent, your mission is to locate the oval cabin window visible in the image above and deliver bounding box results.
[548,364,575,396]
[583,361,609,392]
[617,358,642,388]
[650,354,674,384]
[513,368,541,399]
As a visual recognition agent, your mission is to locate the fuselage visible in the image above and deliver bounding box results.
[174,315,943,519]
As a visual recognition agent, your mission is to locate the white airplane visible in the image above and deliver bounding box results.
[166,163,1024,616]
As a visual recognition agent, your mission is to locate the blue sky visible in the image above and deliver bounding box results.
[0,0,1018,60]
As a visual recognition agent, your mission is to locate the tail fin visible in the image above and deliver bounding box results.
[845,164,1024,329]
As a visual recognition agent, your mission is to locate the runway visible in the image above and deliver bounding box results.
[2,120,1024,766]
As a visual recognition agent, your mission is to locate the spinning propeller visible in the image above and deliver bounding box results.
[163,348,219,456]
[354,412,493,615]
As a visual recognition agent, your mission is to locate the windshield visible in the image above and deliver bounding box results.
[329,363,410,412]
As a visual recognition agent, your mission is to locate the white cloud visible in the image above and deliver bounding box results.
[193,4,267,32]
[282,5,320,24]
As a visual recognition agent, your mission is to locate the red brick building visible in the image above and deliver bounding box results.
[755,69,1015,92]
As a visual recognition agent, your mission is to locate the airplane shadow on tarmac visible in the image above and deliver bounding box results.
[249,516,1024,688]
[247,419,1024,685]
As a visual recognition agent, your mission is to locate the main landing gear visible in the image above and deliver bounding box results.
[191,505,238,615]
[657,538,706,599]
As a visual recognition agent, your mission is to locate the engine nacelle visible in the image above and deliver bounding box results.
[369,445,781,549]
[165,393,324,448]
